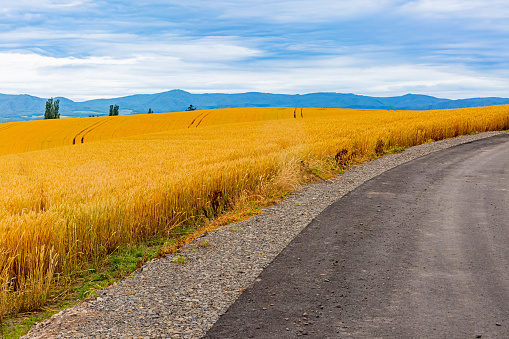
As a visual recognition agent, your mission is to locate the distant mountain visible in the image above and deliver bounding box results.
[1,90,509,123]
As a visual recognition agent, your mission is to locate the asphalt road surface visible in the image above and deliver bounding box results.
[204,134,509,339]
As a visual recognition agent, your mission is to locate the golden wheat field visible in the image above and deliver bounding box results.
[1,105,509,321]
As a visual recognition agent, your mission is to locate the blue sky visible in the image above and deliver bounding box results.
[1,0,509,101]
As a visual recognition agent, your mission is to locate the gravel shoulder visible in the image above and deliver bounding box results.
[205,133,509,339]
[23,131,508,339]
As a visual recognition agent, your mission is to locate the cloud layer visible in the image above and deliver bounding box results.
[1,0,508,100]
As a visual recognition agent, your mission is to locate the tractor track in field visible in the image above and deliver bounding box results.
[72,120,107,145]
[0,123,16,133]
[195,113,211,128]
[23,130,508,339]
[188,112,206,128]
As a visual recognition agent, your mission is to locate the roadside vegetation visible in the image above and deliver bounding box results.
[1,105,508,333]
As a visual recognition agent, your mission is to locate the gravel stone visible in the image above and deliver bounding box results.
[22,131,507,339]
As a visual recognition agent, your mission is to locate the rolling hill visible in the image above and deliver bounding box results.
[2,90,509,123]
[1,104,508,320]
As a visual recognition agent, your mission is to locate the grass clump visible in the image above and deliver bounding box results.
[1,310,57,339]
[173,256,188,265]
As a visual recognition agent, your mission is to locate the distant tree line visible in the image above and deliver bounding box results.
[43,101,187,119]
[44,98,60,119]
[109,105,119,116]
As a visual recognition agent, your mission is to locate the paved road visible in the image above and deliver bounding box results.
[204,134,509,339]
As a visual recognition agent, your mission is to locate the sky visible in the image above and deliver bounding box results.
[1,0,509,101]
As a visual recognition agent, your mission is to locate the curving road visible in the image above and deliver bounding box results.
[205,134,509,339]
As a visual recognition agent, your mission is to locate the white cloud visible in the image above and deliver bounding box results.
[109,36,264,62]
[1,50,507,101]
[0,0,95,23]
[230,58,509,99]
[159,0,403,23]
[1,0,509,101]
[400,0,509,19]
[220,0,399,23]
[0,52,146,100]
[0,0,91,11]
[0,27,263,61]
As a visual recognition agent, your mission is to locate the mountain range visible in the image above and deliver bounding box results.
[2,90,509,123]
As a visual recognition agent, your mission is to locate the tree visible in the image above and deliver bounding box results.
[44,98,60,119]
[109,104,119,116]
[148,108,153,114]
[186,104,196,111]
